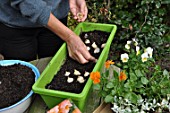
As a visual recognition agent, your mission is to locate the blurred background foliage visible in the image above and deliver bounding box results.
[68,0,170,61]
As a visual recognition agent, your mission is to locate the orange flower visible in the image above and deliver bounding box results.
[72,108,82,113]
[58,99,72,113]
[119,71,127,81]
[90,71,101,84]
[105,60,115,69]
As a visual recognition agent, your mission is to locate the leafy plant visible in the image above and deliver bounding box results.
[68,0,170,60]
[90,39,170,112]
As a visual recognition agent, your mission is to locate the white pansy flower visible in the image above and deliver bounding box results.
[145,47,153,58]
[132,38,136,42]
[132,38,138,46]
[67,77,74,83]
[94,48,100,53]
[121,53,129,63]
[127,40,132,44]
[125,40,132,50]
[92,42,98,49]
[125,44,130,50]
[77,76,85,83]
[64,71,70,76]
[84,71,90,77]
[85,39,90,44]
[136,46,140,55]
[101,43,106,48]
[74,69,81,75]
[141,52,149,62]
[134,41,138,46]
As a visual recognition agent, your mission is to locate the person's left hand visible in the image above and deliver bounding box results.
[69,0,88,22]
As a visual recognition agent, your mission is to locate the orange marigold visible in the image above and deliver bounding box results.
[90,71,101,84]
[105,60,115,69]
[119,71,127,81]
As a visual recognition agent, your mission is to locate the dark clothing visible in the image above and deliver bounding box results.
[0,17,67,61]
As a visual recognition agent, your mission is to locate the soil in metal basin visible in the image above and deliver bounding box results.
[0,64,35,109]
[46,30,110,93]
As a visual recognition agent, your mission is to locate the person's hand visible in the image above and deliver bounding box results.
[66,34,96,64]
[69,0,88,22]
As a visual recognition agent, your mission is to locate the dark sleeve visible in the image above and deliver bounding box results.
[10,0,52,26]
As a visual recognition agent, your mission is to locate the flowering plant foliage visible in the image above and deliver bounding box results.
[90,39,170,112]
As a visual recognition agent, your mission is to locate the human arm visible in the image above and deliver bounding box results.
[10,0,96,64]
[47,13,96,64]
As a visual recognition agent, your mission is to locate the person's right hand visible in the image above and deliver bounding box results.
[66,34,96,64]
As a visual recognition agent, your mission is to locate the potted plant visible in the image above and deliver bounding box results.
[0,60,40,113]
[91,39,170,112]
[32,22,117,112]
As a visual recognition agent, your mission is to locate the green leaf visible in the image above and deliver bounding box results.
[93,84,100,90]
[129,72,137,81]
[135,70,143,77]
[106,82,115,89]
[104,95,114,103]
[161,89,170,95]
[163,70,169,76]
[156,2,161,8]
[111,90,116,95]
[141,77,149,85]
[125,92,138,104]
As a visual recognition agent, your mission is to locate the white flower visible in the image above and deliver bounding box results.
[132,38,138,46]
[132,38,136,42]
[127,40,132,44]
[74,69,81,75]
[94,48,100,53]
[134,41,138,46]
[84,71,90,77]
[141,52,149,62]
[125,44,130,50]
[101,43,106,48]
[64,71,70,76]
[121,53,129,63]
[142,102,150,110]
[137,99,144,104]
[153,99,156,104]
[92,42,98,49]
[136,46,140,55]
[125,107,132,112]
[67,77,74,83]
[85,39,90,44]
[145,47,153,58]
[77,76,85,83]
[161,99,168,106]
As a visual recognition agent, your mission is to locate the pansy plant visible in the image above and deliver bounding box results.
[90,39,170,112]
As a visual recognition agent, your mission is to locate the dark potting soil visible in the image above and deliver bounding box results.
[46,30,110,94]
[0,64,35,109]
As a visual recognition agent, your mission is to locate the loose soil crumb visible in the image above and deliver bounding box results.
[46,30,110,93]
[0,64,35,109]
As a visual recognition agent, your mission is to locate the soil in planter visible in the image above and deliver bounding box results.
[0,64,35,109]
[46,30,110,93]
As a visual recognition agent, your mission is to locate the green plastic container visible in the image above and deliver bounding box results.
[32,22,117,112]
